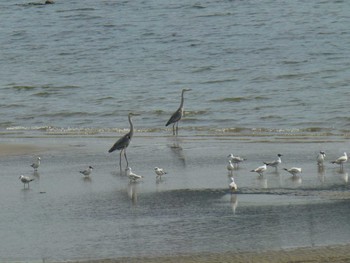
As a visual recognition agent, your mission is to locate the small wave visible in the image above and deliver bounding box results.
[211,96,267,103]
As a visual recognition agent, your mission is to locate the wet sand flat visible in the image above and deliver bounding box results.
[61,244,350,263]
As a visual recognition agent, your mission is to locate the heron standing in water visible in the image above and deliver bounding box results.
[165,88,191,135]
[108,113,139,170]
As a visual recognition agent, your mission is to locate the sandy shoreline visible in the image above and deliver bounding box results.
[0,142,47,156]
[58,244,350,263]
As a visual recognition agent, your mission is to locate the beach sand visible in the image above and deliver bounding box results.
[0,142,45,156]
[59,244,350,263]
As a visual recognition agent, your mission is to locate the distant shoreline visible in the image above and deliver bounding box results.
[56,244,350,263]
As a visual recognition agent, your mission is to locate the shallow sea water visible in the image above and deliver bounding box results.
[1,135,350,261]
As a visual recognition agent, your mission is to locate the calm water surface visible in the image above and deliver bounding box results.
[0,0,350,136]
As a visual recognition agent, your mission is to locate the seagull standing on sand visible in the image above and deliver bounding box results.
[264,154,282,170]
[19,175,34,189]
[227,160,234,175]
[251,163,267,177]
[227,154,246,168]
[283,167,302,177]
[229,177,237,191]
[31,157,41,171]
[165,88,191,136]
[317,151,326,166]
[126,167,143,183]
[154,167,167,179]
[331,152,347,169]
[80,166,93,177]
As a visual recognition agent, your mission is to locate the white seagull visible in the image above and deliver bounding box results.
[331,152,348,169]
[227,160,234,175]
[317,151,326,166]
[31,157,41,171]
[154,167,167,179]
[227,154,246,168]
[80,166,93,177]
[19,175,34,189]
[126,167,143,182]
[264,154,282,170]
[283,167,302,177]
[251,163,267,177]
[229,177,238,191]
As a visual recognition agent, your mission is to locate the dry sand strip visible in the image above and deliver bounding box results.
[59,244,350,263]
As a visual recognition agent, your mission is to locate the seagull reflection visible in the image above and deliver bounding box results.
[230,194,238,215]
[33,171,40,177]
[127,183,138,205]
[317,165,325,183]
[256,176,268,189]
[334,169,349,184]
[342,173,348,183]
[290,175,302,185]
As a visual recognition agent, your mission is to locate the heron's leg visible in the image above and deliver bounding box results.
[172,123,176,135]
[175,122,179,136]
[119,149,123,170]
[124,149,129,167]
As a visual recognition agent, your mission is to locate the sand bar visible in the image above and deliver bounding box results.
[59,244,350,263]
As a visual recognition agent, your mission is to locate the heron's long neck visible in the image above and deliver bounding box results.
[128,115,134,138]
[179,90,185,109]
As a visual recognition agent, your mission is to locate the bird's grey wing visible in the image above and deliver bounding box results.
[165,109,182,126]
[108,134,130,153]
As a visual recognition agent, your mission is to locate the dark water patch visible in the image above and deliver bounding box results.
[191,66,215,73]
[56,8,96,13]
[281,60,308,65]
[95,96,115,103]
[260,115,283,120]
[191,3,206,9]
[32,91,59,97]
[200,78,238,84]
[196,12,233,18]
[8,84,80,92]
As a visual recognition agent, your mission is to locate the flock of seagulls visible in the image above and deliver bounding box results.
[226,151,348,192]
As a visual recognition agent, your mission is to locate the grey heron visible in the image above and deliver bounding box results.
[108,113,139,169]
[19,175,34,189]
[165,88,191,135]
